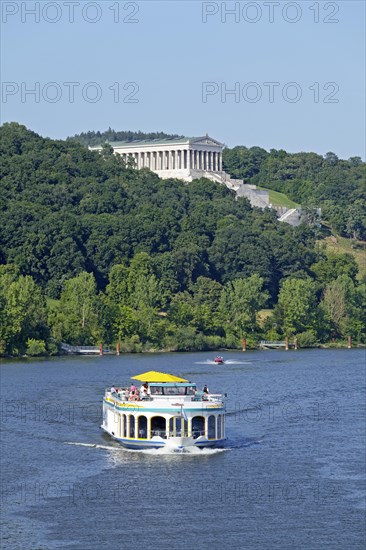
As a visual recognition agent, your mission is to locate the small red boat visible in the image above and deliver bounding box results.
[214,356,224,364]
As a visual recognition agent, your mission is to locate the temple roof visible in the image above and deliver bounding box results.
[90,135,224,149]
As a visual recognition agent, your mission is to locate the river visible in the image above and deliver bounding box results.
[1,349,365,549]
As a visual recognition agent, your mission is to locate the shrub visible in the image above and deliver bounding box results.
[296,330,317,348]
[26,338,47,356]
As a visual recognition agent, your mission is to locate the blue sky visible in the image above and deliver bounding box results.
[1,0,365,158]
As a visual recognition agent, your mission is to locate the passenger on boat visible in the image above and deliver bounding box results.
[130,388,139,401]
[203,384,209,394]
[110,385,117,394]
[140,382,150,399]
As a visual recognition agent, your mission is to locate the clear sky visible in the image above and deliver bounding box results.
[1,0,365,159]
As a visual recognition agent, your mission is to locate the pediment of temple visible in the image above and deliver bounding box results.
[190,136,224,147]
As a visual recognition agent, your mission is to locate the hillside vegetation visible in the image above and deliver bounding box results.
[223,145,366,240]
[1,123,365,356]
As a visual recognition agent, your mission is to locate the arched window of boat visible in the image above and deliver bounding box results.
[192,416,205,438]
[122,414,127,438]
[169,416,187,436]
[129,414,135,438]
[151,416,166,438]
[138,416,147,439]
[208,415,216,439]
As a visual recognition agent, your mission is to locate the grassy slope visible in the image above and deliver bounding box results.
[257,186,299,208]
[318,235,366,281]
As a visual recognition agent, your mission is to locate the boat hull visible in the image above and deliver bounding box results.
[101,425,226,450]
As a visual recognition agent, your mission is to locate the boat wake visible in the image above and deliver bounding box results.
[64,441,120,451]
[137,446,229,455]
[195,359,252,365]
[64,441,229,456]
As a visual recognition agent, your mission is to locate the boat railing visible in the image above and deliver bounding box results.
[105,389,153,401]
[191,393,223,403]
[105,390,224,403]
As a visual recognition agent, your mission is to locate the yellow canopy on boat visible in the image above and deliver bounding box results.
[131,371,188,383]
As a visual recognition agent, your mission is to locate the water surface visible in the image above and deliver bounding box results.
[1,349,365,549]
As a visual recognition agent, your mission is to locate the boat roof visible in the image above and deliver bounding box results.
[131,371,188,383]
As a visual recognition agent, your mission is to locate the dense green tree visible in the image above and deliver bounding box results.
[311,252,359,285]
[54,272,102,345]
[218,275,269,339]
[275,278,317,336]
[0,267,48,354]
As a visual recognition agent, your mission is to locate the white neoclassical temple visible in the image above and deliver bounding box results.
[90,135,227,183]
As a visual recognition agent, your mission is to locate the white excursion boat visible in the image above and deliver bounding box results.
[101,370,226,450]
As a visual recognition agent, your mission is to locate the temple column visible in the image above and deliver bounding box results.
[186,149,190,170]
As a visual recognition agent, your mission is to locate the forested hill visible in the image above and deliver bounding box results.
[1,123,365,355]
[0,122,317,298]
[68,128,183,147]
